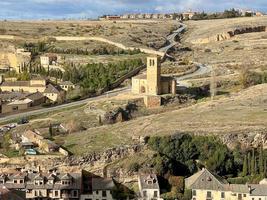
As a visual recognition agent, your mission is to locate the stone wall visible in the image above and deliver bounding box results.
[144,95,161,108]
[192,26,267,44]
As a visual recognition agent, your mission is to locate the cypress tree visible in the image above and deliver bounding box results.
[251,149,255,175]
[49,124,53,138]
[259,146,264,175]
[248,152,251,175]
[242,155,248,176]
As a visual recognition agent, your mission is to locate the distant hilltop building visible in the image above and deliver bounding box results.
[132,55,176,108]
[182,11,197,20]
[100,13,177,20]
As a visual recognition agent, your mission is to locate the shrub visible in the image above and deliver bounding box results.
[127,162,140,172]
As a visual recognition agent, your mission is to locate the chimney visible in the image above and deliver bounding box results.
[248,185,252,194]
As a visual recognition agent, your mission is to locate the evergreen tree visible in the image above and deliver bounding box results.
[248,152,251,175]
[259,146,264,175]
[251,149,255,175]
[242,155,248,176]
[49,124,53,138]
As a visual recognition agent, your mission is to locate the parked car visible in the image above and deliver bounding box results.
[7,123,17,129]
[17,117,29,125]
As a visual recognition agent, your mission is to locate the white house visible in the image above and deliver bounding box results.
[138,174,162,200]
[185,168,267,200]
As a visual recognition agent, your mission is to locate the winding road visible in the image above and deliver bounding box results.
[0,22,212,123]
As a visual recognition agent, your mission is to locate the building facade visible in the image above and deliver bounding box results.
[132,56,176,107]
[185,168,267,200]
[80,177,115,200]
[132,56,176,96]
[0,171,82,200]
[138,174,162,200]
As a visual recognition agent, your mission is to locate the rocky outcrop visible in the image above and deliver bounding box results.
[220,131,267,150]
[192,26,267,44]
[65,144,144,166]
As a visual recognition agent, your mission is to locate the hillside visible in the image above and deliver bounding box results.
[60,84,267,155]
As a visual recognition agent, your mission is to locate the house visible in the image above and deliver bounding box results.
[132,56,176,107]
[59,81,75,91]
[1,98,32,114]
[40,54,57,67]
[43,84,65,102]
[122,14,130,19]
[0,77,47,93]
[105,15,122,20]
[0,171,82,199]
[152,14,160,19]
[145,14,152,19]
[182,11,196,20]
[137,14,145,19]
[0,91,46,114]
[255,12,264,17]
[185,168,267,200]
[20,142,35,150]
[138,174,162,200]
[22,130,62,154]
[80,177,115,200]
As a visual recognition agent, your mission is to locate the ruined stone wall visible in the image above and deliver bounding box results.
[192,25,267,44]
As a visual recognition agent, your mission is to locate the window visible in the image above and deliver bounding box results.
[238,194,242,200]
[20,180,23,184]
[96,190,99,195]
[102,190,107,197]
[207,191,212,198]
[143,191,147,197]
[243,194,246,197]
[154,191,158,197]
[55,191,59,197]
[73,190,78,197]
[221,192,225,198]
[192,190,196,196]
[14,180,17,184]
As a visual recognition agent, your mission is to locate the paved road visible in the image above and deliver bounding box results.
[0,87,130,123]
[158,22,212,86]
[159,23,187,54]
[176,63,212,87]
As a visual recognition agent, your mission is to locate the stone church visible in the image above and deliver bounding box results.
[132,55,176,107]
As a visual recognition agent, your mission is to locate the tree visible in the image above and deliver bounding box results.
[251,149,255,175]
[242,155,248,176]
[248,152,251,175]
[49,124,53,138]
[259,146,264,175]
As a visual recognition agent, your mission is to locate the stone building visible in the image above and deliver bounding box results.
[185,168,267,200]
[138,174,162,200]
[0,47,31,73]
[132,56,176,107]
[0,77,47,93]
